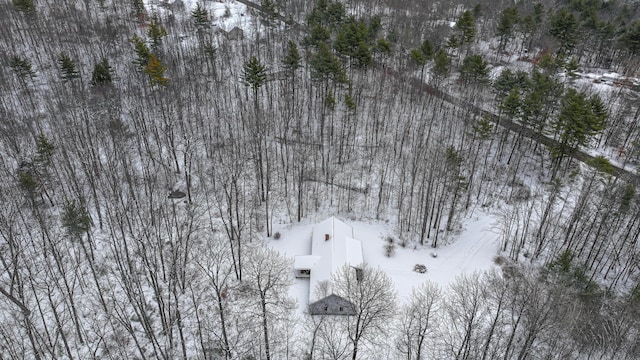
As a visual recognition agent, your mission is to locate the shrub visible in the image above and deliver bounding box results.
[493,255,506,265]
[384,242,395,257]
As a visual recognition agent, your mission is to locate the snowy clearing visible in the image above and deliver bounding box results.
[269,213,501,314]
[143,0,254,33]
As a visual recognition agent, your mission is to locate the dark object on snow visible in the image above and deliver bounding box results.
[414,264,427,273]
[225,27,244,41]
[168,190,186,199]
[355,268,363,282]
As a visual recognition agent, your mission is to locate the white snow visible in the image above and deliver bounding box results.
[292,217,364,303]
[143,0,254,33]
[293,255,321,270]
[269,213,501,313]
[602,72,623,80]
[585,145,638,173]
[209,1,253,32]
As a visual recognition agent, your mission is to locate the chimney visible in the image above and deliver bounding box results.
[355,268,363,282]
[325,234,330,241]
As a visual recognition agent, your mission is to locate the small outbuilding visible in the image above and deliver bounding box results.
[225,27,244,41]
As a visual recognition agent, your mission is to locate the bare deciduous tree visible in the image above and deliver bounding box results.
[243,245,295,360]
[332,264,396,360]
[396,280,442,360]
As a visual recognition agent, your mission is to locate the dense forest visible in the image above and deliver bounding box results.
[2,0,640,358]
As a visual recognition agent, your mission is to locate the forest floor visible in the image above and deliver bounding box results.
[268,213,500,315]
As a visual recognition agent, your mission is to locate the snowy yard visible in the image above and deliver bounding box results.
[269,214,501,314]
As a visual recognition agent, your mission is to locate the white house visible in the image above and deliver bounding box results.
[294,217,364,315]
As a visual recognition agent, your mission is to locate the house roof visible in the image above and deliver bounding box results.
[301,217,364,302]
[308,294,356,315]
[293,255,321,269]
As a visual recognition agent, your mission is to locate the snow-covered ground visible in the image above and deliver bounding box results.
[143,0,254,33]
[269,213,501,314]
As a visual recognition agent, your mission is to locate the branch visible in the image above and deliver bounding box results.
[0,286,31,316]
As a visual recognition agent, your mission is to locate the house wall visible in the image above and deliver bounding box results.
[309,295,356,315]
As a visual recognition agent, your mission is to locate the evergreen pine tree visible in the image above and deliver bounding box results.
[58,53,79,81]
[203,43,217,68]
[410,39,432,63]
[261,0,276,13]
[144,54,169,87]
[34,134,55,168]
[520,91,543,130]
[500,88,522,122]
[553,88,607,157]
[473,4,482,18]
[520,15,536,39]
[493,68,529,100]
[460,54,488,84]
[242,56,267,92]
[191,3,209,28]
[565,58,580,77]
[147,15,168,49]
[432,49,450,86]
[589,94,608,127]
[619,184,635,214]
[305,24,331,47]
[352,41,373,68]
[310,42,348,84]
[520,70,562,131]
[420,39,434,59]
[517,3,543,51]
[10,56,35,78]
[261,0,277,24]
[496,7,519,51]
[549,8,578,54]
[90,58,112,86]
[131,0,144,16]
[536,54,562,74]
[410,49,427,67]
[334,17,373,68]
[307,0,345,29]
[473,116,494,138]
[62,200,93,237]
[18,135,55,202]
[17,168,39,198]
[376,38,392,55]
[129,35,151,69]
[533,2,544,23]
[368,15,382,40]
[282,40,301,71]
[618,21,640,55]
[344,93,356,110]
[13,0,35,13]
[446,35,459,50]
[455,10,476,45]
[325,92,336,110]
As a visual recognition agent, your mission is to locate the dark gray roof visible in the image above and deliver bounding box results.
[309,294,356,316]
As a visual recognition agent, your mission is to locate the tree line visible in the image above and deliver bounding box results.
[1,0,640,358]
